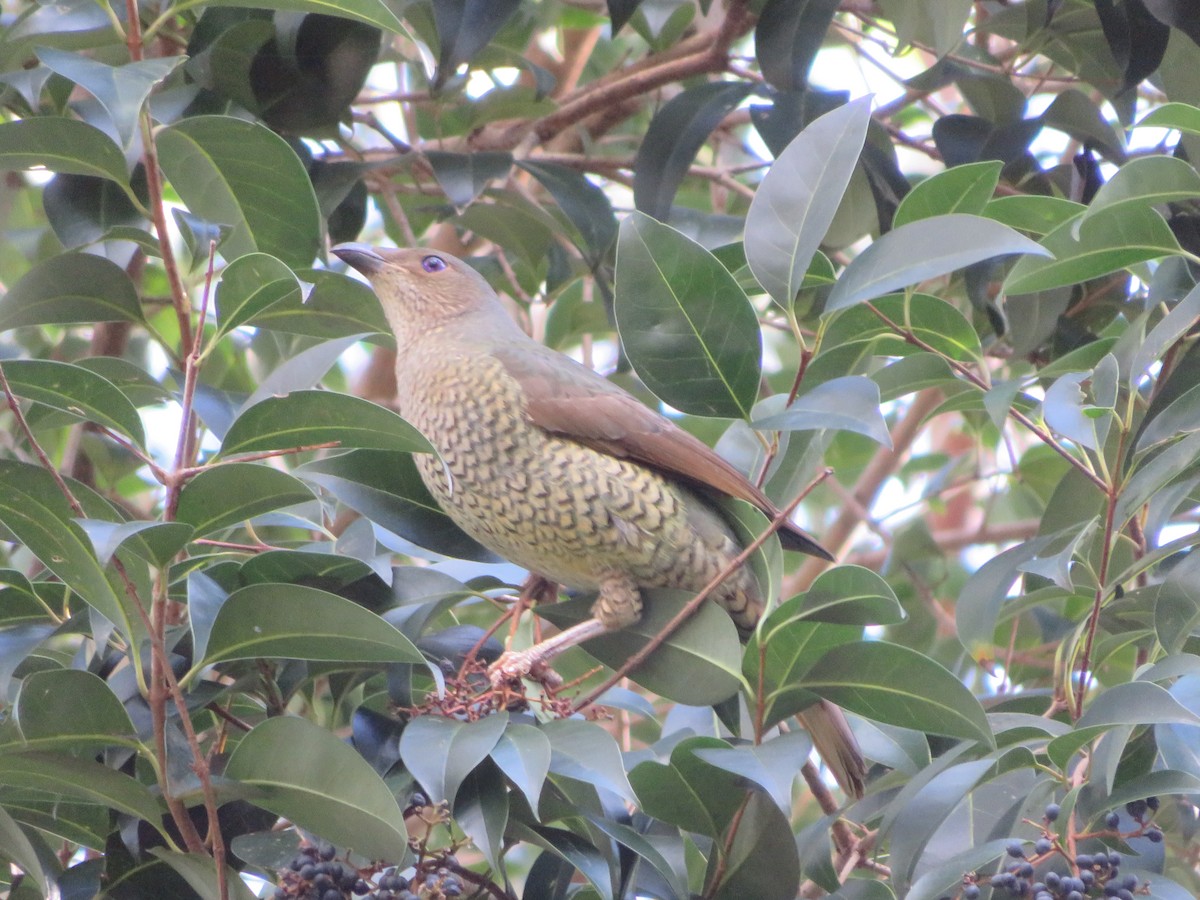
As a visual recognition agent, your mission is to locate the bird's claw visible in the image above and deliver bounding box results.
[488,651,564,690]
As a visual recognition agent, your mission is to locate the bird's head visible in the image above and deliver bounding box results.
[332,244,519,347]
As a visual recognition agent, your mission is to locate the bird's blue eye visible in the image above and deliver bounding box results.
[421,255,447,273]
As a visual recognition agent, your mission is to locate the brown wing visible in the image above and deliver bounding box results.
[494,344,832,560]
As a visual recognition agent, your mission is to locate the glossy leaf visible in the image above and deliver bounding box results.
[710,791,800,900]
[490,723,551,813]
[0,117,128,184]
[198,583,423,668]
[542,719,635,803]
[220,390,431,457]
[746,95,872,307]
[0,752,161,825]
[615,212,761,419]
[789,565,906,625]
[12,669,136,750]
[799,641,994,746]
[892,160,1002,228]
[0,252,143,332]
[1004,204,1180,295]
[0,359,145,446]
[753,375,891,447]
[35,49,182,148]
[629,736,746,838]
[633,81,755,221]
[1079,156,1200,226]
[214,252,303,337]
[297,450,500,562]
[224,716,410,862]
[826,214,1050,311]
[157,116,322,267]
[399,713,507,804]
[174,463,315,536]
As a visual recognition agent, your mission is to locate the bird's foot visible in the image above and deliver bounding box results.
[488,650,564,690]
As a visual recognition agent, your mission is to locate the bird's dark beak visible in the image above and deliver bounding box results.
[332,243,386,275]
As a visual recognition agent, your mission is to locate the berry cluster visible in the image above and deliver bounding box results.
[272,845,467,900]
[942,798,1164,900]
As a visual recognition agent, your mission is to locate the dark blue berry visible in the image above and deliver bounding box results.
[1146,796,1160,811]
[353,881,370,896]
[318,843,336,861]
[1105,811,1120,829]
[963,887,981,900]
[1034,837,1052,855]
[1018,862,1034,878]
[321,890,342,900]
[1066,893,1084,900]
[1125,799,1148,820]
[1007,840,1026,858]
[299,864,317,880]
[1044,803,1060,821]
[1147,827,1163,843]
[1075,854,1092,869]
[1080,870,1095,886]
[1045,872,1061,889]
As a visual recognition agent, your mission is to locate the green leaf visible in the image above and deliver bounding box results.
[224,716,410,862]
[746,96,872,307]
[214,253,303,338]
[799,641,994,746]
[1132,281,1200,389]
[398,714,508,804]
[200,0,408,33]
[510,822,614,900]
[425,151,513,209]
[615,211,761,419]
[753,375,891,447]
[710,791,800,900]
[826,214,1051,311]
[633,80,755,221]
[541,719,635,803]
[0,804,48,894]
[490,723,551,814]
[297,450,500,562]
[174,463,315,536]
[629,736,746,838]
[0,252,143,333]
[747,602,861,730]
[0,752,162,825]
[156,116,321,267]
[1133,101,1200,135]
[197,583,423,668]
[0,117,128,183]
[517,160,618,264]
[0,461,139,644]
[147,850,257,900]
[250,269,389,338]
[983,195,1086,236]
[892,160,1002,228]
[536,590,744,706]
[1004,205,1181,295]
[1080,156,1200,226]
[35,49,182,148]
[220,391,432,458]
[822,292,984,364]
[791,565,906,625]
[12,669,135,751]
[693,729,812,812]
[1,359,145,446]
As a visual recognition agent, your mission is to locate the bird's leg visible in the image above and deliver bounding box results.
[488,574,641,686]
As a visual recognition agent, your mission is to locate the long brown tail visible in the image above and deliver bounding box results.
[798,699,867,799]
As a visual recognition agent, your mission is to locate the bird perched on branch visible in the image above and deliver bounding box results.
[333,243,866,797]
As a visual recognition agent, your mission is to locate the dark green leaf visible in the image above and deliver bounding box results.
[0,752,161,825]
[799,641,994,745]
[201,0,407,33]
[615,211,761,418]
[791,565,906,625]
[398,714,507,804]
[1,359,145,446]
[542,719,635,803]
[490,723,551,813]
[633,80,755,221]
[220,391,431,457]
[432,0,522,89]
[629,736,746,838]
[11,669,135,751]
[755,0,840,92]
[198,583,423,668]
[1004,205,1181,295]
[892,160,1002,228]
[224,716,410,862]
[174,463,315,536]
[425,151,513,209]
[156,115,322,267]
[146,850,257,900]
[297,450,500,562]
[0,253,143,332]
[710,791,800,900]
[0,117,128,183]
[214,253,302,337]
